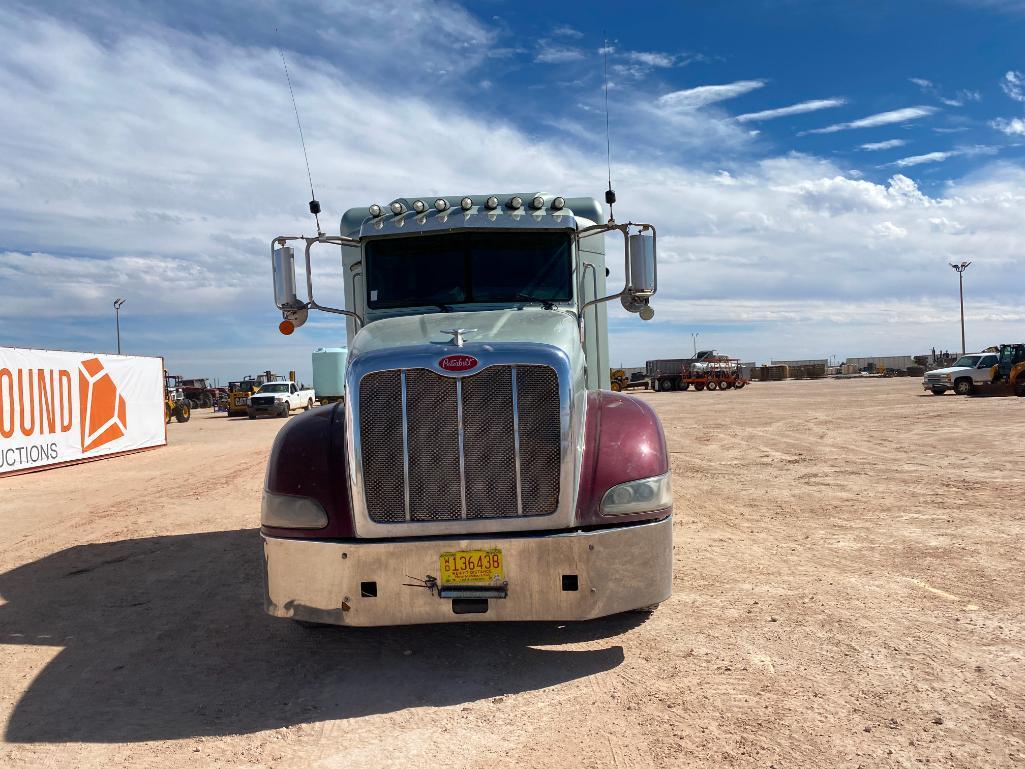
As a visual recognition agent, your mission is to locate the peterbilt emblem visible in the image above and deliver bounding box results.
[438,355,479,372]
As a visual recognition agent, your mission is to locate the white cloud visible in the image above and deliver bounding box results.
[991,117,1025,135]
[657,79,766,110]
[1,5,1024,375]
[1001,70,1025,102]
[735,98,845,123]
[534,45,586,63]
[910,77,934,89]
[893,151,957,167]
[860,139,907,151]
[803,106,939,134]
[624,51,677,68]
[551,24,583,38]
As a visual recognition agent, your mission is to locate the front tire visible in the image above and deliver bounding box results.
[305,398,314,411]
[954,379,974,396]
[931,387,946,396]
[174,403,191,423]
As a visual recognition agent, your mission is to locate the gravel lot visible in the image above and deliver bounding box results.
[1,378,1023,768]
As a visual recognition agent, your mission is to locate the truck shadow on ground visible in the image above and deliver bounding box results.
[0,529,642,743]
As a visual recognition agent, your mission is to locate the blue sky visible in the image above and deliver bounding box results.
[1,0,1024,380]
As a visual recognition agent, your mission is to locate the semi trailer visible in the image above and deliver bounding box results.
[262,192,672,626]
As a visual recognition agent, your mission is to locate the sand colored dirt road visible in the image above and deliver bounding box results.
[1,379,1023,768]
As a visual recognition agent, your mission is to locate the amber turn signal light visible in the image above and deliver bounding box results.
[279,320,295,335]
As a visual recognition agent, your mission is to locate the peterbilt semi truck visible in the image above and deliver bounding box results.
[263,192,672,626]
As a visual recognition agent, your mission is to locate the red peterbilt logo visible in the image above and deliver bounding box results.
[438,355,478,372]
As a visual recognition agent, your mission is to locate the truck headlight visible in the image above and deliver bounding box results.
[943,374,952,381]
[261,491,328,529]
[600,472,673,516]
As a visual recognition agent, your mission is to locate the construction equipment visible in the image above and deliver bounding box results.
[647,351,748,391]
[609,368,648,392]
[179,378,226,410]
[164,373,191,423]
[225,377,261,416]
[990,343,1025,396]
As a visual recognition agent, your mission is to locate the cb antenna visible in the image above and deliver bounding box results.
[602,34,616,223]
[277,38,323,236]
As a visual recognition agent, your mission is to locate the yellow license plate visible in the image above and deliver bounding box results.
[439,549,504,585]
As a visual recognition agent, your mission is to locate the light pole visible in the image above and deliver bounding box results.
[691,332,700,357]
[948,261,970,355]
[114,298,126,354]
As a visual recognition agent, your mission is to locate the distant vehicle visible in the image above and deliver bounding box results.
[312,347,348,404]
[247,380,315,418]
[179,378,226,409]
[923,352,1000,395]
[225,377,261,416]
[645,351,747,391]
[163,373,191,423]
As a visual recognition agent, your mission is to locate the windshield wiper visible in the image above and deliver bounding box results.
[516,293,555,310]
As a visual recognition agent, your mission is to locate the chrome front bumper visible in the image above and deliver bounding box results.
[263,516,673,626]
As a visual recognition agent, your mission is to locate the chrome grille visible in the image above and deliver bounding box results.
[516,367,561,515]
[462,367,518,518]
[358,364,561,523]
[359,370,406,522]
[406,369,461,521]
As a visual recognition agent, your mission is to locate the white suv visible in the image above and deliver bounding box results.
[923,353,999,395]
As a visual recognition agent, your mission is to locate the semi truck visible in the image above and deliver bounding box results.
[263,192,672,626]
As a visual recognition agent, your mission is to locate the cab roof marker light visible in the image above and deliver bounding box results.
[485,196,499,210]
[412,199,427,213]
[389,201,405,215]
[369,203,383,218]
[434,198,450,212]
[530,195,545,210]
[508,196,523,209]
[551,196,566,211]
[460,197,474,211]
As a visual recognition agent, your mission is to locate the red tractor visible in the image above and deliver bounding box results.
[179,378,226,410]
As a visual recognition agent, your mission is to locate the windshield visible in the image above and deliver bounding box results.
[953,356,981,368]
[259,383,290,393]
[365,232,572,310]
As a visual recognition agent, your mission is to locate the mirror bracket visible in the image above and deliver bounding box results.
[576,221,658,343]
[270,234,365,329]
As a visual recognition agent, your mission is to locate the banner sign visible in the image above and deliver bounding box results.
[0,347,166,476]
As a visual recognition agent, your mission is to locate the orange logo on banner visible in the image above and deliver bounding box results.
[78,358,127,452]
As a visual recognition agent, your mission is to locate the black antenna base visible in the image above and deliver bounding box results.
[309,199,322,215]
[605,188,616,206]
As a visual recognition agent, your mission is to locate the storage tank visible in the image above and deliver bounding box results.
[312,347,348,403]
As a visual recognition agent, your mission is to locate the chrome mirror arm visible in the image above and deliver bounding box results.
[575,221,657,343]
[271,234,365,329]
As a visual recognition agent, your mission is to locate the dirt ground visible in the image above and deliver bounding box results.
[1,378,1023,769]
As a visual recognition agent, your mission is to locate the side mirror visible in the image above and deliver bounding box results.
[272,246,299,309]
[627,233,656,298]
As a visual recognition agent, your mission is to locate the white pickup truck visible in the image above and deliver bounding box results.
[923,352,1000,395]
[247,380,316,418]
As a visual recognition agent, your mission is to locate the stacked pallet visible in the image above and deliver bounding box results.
[759,364,789,381]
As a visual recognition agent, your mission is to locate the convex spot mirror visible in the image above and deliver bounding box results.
[272,246,299,309]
